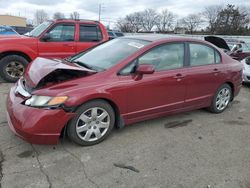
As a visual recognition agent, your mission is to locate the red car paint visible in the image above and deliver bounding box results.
[0,20,109,60]
[6,35,243,145]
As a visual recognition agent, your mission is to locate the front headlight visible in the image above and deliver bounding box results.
[25,95,68,107]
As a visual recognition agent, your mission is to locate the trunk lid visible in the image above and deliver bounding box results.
[204,36,231,51]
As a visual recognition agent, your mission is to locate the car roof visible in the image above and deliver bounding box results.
[53,19,100,25]
[122,34,206,43]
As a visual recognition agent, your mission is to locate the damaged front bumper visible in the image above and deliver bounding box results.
[6,81,75,145]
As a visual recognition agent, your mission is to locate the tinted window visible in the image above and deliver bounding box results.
[0,27,6,32]
[139,43,184,71]
[79,25,102,42]
[190,43,216,66]
[115,32,124,37]
[108,31,114,36]
[47,24,75,42]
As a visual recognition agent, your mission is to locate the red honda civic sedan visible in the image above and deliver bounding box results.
[6,35,243,146]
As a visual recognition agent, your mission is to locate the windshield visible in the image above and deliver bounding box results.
[28,21,52,37]
[71,38,150,71]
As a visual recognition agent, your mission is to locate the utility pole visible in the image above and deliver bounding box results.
[98,4,102,21]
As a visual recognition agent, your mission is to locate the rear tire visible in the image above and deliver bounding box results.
[208,84,232,113]
[0,55,29,82]
[67,100,115,146]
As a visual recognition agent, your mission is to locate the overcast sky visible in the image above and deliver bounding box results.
[0,0,250,25]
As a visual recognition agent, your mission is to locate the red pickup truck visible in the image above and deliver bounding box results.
[0,19,109,82]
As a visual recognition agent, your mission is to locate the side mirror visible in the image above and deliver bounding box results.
[41,33,51,41]
[136,64,155,75]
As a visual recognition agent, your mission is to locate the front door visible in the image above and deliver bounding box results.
[38,23,76,59]
[119,43,187,120]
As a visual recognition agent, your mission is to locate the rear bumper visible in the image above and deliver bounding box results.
[6,86,75,145]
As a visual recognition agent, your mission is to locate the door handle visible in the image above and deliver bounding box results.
[213,68,220,73]
[63,44,74,47]
[173,73,185,79]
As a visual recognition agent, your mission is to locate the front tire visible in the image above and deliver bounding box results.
[0,55,29,82]
[208,84,232,113]
[67,100,115,146]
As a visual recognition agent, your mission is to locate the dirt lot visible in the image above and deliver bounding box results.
[0,82,250,188]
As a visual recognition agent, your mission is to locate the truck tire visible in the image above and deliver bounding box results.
[0,55,29,82]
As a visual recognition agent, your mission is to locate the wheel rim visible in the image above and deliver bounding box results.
[76,107,110,142]
[216,88,231,111]
[5,61,25,78]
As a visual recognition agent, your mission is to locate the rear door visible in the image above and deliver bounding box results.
[38,22,76,58]
[184,42,224,108]
[76,24,103,53]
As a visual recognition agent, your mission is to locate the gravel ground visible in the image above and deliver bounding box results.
[0,82,250,188]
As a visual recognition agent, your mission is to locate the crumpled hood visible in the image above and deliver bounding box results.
[204,36,231,51]
[24,57,96,88]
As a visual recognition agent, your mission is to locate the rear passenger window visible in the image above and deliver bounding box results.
[190,43,217,66]
[79,25,102,42]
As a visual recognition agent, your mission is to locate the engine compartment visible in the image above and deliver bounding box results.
[35,69,90,89]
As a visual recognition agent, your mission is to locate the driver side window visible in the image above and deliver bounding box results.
[120,43,184,75]
[138,43,184,71]
[46,24,75,42]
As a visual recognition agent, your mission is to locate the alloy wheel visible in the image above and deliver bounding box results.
[76,107,110,142]
[5,61,25,78]
[215,88,231,111]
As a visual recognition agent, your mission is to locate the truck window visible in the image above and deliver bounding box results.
[47,23,75,42]
[79,24,103,42]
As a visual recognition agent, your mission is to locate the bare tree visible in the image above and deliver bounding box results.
[34,10,48,25]
[125,12,144,32]
[204,5,222,33]
[181,13,203,34]
[53,12,65,20]
[116,12,144,33]
[70,11,80,20]
[116,18,134,33]
[141,9,158,32]
[155,9,175,32]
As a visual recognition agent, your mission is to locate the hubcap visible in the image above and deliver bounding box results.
[216,88,231,111]
[76,107,110,142]
[5,61,24,78]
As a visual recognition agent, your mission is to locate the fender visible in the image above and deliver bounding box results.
[66,91,123,112]
[0,44,38,60]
